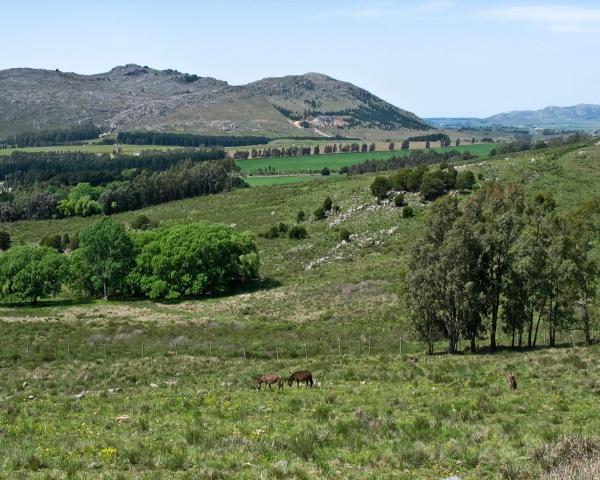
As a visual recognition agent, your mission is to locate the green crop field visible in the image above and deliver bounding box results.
[0,143,187,156]
[237,144,496,175]
[1,142,599,478]
[245,175,330,186]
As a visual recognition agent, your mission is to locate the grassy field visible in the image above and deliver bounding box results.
[244,175,331,186]
[0,143,188,156]
[237,144,495,175]
[1,142,599,478]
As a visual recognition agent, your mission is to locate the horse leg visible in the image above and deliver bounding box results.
[268,383,272,390]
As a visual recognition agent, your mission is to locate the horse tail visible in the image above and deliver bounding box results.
[309,374,314,386]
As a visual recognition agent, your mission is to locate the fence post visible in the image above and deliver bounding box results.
[243,347,246,359]
[304,343,308,359]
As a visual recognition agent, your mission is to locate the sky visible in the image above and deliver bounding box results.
[1,0,599,117]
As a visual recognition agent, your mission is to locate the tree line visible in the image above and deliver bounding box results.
[0,159,244,222]
[347,149,476,175]
[0,220,259,303]
[0,149,225,187]
[116,131,270,148]
[406,183,599,354]
[490,133,589,156]
[4,123,101,148]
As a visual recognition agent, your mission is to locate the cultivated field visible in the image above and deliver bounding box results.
[1,142,599,478]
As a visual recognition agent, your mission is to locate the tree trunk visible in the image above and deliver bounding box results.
[448,337,458,354]
[527,310,534,348]
[470,337,476,353]
[103,282,108,301]
[511,329,515,349]
[533,303,545,348]
[583,297,592,344]
[427,340,434,355]
[490,294,499,350]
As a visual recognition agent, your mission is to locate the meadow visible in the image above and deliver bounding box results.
[237,144,495,175]
[0,142,599,478]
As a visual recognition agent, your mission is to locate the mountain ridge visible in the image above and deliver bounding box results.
[0,65,431,138]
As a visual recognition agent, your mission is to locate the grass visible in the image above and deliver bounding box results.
[237,144,496,175]
[1,142,599,478]
[245,175,332,186]
[0,143,187,156]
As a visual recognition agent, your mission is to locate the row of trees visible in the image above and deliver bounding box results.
[4,123,101,148]
[0,149,225,187]
[406,183,599,353]
[348,149,475,175]
[0,159,245,222]
[0,221,259,303]
[490,133,589,156]
[371,166,476,202]
[116,131,270,148]
[234,142,379,160]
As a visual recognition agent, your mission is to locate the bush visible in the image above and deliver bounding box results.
[323,197,333,211]
[39,233,63,252]
[259,225,280,239]
[314,206,327,220]
[339,166,349,175]
[321,166,331,176]
[402,206,414,218]
[338,228,351,242]
[394,193,405,207]
[130,215,159,231]
[456,170,476,192]
[0,231,11,251]
[288,225,308,240]
[130,223,259,300]
[296,211,306,222]
[370,176,392,201]
[278,222,289,234]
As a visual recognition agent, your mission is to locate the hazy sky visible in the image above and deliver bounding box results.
[2,0,599,117]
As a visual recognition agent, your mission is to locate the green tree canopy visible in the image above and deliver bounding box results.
[71,219,135,300]
[0,245,66,303]
[130,223,259,300]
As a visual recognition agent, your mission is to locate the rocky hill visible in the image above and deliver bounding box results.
[0,65,430,138]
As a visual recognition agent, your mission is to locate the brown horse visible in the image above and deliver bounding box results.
[288,370,314,387]
[256,374,283,390]
[507,372,517,390]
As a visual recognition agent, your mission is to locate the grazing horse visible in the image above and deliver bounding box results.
[256,374,283,390]
[507,372,517,390]
[288,370,314,387]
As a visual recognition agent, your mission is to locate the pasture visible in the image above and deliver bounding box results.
[0,142,599,478]
[237,144,495,175]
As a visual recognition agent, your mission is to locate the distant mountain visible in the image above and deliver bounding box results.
[0,65,430,138]
[427,104,600,130]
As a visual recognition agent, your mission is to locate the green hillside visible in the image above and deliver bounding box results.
[1,142,599,478]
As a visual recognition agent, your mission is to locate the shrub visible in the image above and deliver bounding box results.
[39,233,63,252]
[402,206,414,218]
[130,215,159,231]
[314,206,327,220]
[131,223,259,300]
[296,211,306,222]
[456,170,476,192]
[338,228,351,242]
[321,166,330,176]
[370,176,391,201]
[259,225,280,239]
[394,193,405,207]
[278,223,289,234]
[0,231,11,251]
[339,166,349,175]
[323,197,333,211]
[288,225,308,240]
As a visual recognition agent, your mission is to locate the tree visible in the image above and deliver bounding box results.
[474,183,524,350]
[71,219,135,300]
[130,223,259,300]
[0,231,11,250]
[296,211,306,223]
[321,166,331,176]
[456,170,476,192]
[455,138,461,147]
[314,206,327,220]
[0,245,66,303]
[323,197,333,212]
[394,193,405,207]
[313,145,320,155]
[130,215,158,231]
[370,176,391,201]
[369,143,376,152]
[388,142,395,151]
